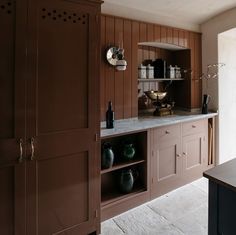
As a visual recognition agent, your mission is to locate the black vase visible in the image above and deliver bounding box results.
[101,142,114,169]
[119,169,134,193]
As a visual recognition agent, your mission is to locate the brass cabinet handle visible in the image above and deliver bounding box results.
[30,137,35,161]
[18,138,24,163]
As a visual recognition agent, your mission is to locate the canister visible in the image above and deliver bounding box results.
[146,64,154,79]
[175,66,181,78]
[138,64,146,79]
[168,65,175,79]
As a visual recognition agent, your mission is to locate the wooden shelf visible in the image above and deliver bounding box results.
[101,159,145,174]
[138,42,187,51]
[138,78,184,82]
[101,184,146,207]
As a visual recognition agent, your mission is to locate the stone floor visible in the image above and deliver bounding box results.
[101,178,208,235]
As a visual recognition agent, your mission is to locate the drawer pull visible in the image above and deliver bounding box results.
[30,137,35,161]
[192,125,196,128]
[183,152,187,156]
[18,138,24,163]
[176,154,181,158]
[165,130,170,134]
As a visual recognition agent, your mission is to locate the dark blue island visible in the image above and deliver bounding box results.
[204,158,236,235]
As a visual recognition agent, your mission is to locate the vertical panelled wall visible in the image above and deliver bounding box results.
[101,15,137,121]
[100,14,202,121]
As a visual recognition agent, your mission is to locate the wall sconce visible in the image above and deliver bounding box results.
[200,63,225,79]
[106,46,127,71]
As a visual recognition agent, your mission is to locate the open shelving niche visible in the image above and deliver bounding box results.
[138,78,184,82]
[101,131,148,220]
[138,41,191,111]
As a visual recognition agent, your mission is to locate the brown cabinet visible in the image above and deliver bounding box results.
[182,133,207,179]
[0,0,102,234]
[150,125,182,197]
[151,119,208,198]
[182,119,208,181]
[0,1,27,234]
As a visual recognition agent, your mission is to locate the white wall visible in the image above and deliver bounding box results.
[218,33,236,163]
[201,7,236,164]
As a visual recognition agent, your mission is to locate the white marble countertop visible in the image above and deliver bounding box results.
[101,111,218,138]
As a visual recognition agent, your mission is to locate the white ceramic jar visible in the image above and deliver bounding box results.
[138,64,146,79]
[146,64,154,79]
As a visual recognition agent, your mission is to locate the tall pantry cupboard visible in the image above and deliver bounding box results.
[0,0,102,234]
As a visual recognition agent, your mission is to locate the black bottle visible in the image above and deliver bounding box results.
[202,94,210,114]
[106,101,114,129]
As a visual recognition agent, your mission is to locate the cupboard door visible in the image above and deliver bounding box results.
[26,0,101,234]
[0,1,27,234]
[182,133,207,179]
[151,128,182,198]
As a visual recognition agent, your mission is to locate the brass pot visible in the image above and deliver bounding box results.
[144,90,167,101]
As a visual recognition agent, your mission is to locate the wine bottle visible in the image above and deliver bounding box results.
[106,101,114,129]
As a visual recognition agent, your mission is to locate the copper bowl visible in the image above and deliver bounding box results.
[144,90,167,101]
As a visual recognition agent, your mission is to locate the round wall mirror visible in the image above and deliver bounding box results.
[106,47,119,66]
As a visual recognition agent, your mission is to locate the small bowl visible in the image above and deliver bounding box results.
[144,90,167,101]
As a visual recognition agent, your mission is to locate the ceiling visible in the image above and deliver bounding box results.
[102,0,236,32]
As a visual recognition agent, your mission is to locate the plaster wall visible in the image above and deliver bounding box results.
[201,7,236,163]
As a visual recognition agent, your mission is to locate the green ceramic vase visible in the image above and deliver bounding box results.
[123,143,135,160]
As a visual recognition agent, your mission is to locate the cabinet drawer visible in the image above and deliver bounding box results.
[182,119,206,136]
[156,124,181,142]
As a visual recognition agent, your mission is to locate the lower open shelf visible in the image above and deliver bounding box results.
[101,163,147,208]
[101,159,145,174]
[101,183,146,207]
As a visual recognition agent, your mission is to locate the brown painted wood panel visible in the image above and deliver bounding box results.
[147,23,154,42]
[149,46,156,60]
[195,33,202,79]
[100,15,106,121]
[184,30,190,48]
[123,19,132,118]
[173,29,179,45]
[140,23,148,62]
[167,27,173,44]
[151,126,182,198]
[37,19,89,132]
[178,30,184,47]
[154,25,161,42]
[114,18,124,119]
[194,33,202,108]
[26,1,101,234]
[37,153,89,234]
[101,14,202,119]
[139,22,147,42]
[189,32,195,79]
[192,79,202,108]
[182,132,206,177]
[0,1,27,234]
[161,26,167,43]
[0,1,14,139]
[105,16,115,112]
[131,21,139,117]
[0,167,14,235]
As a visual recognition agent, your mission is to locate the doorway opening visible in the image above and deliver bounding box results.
[218,28,236,163]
